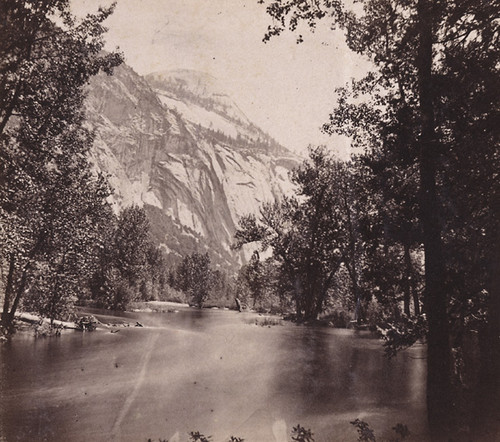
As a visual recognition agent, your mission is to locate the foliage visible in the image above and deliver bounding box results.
[234,147,367,321]
[149,434,243,442]
[291,424,314,442]
[242,251,264,307]
[252,316,282,327]
[188,432,211,442]
[391,424,410,441]
[173,252,214,308]
[350,419,410,442]
[378,314,427,358]
[350,419,376,442]
[236,254,285,313]
[89,206,169,311]
[33,321,63,338]
[151,421,407,442]
[0,0,122,331]
[114,205,151,288]
[205,269,235,308]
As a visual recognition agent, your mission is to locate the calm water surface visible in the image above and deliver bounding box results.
[0,307,428,441]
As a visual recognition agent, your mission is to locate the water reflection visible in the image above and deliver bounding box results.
[268,326,427,440]
[0,308,427,441]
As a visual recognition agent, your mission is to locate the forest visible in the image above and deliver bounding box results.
[0,0,498,440]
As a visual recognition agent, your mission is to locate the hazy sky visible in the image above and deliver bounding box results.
[72,0,371,157]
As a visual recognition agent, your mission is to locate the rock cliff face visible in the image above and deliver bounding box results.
[86,65,298,271]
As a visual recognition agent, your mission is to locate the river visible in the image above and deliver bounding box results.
[0,306,428,441]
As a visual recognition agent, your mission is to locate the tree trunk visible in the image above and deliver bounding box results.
[314,257,343,318]
[352,268,361,324]
[304,261,320,320]
[403,239,419,316]
[7,265,29,327]
[403,242,412,316]
[417,0,453,434]
[343,190,361,324]
[412,283,421,316]
[1,254,16,332]
[293,273,304,320]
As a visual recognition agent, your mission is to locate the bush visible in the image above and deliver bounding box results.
[291,424,314,442]
[112,280,136,311]
[319,309,352,328]
[251,316,283,327]
[350,419,376,442]
[188,432,211,442]
[157,285,188,304]
[150,421,408,442]
[33,322,62,338]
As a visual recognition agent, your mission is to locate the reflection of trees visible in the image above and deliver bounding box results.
[270,329,425,417]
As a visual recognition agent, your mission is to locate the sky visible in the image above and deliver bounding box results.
[72,0,371,158]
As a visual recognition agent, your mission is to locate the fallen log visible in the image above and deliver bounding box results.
[15,312,79,330]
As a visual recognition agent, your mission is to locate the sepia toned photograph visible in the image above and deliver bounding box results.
[1,1,498,441]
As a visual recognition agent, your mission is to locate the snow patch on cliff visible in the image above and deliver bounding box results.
[157,92,240,140]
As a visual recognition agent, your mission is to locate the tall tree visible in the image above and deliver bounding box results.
[434,2,500,430]
[0,1,122,332]
[21,172,112,323]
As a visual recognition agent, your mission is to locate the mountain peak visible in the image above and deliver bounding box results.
[145,69,264,144]
[146,69,230,102]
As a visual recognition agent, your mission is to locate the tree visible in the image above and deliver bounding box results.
[208,269,235,307]
[88,204,118,307]
[234,147,362,321]
[114,205,151,289]
[0,1,122,332]
[175,252,214,308]
[242,251,265,308]
[433,4,500,429]
[21,168,113,323]
[257,0,499,435]
[289,148,363,321]
[89,205,168,310]
[145,241,169,301]
[236,252,281,311]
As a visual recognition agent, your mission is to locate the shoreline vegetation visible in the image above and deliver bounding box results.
[152,420,411,442]
[3,299,376,341]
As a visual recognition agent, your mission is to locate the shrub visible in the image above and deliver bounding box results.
[291,424,314,442]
